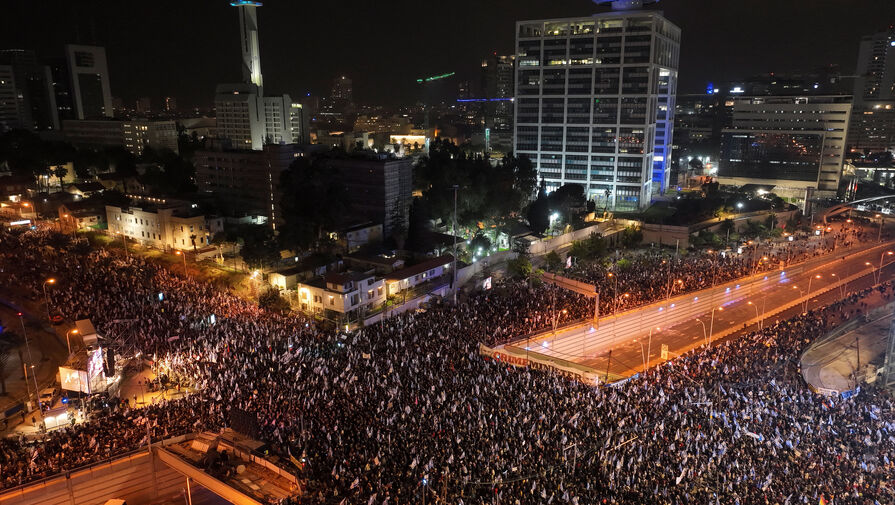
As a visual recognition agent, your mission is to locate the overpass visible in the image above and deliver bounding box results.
[0,430,301,505]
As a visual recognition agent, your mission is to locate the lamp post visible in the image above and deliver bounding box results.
[876,214,884,243]
[42,278,56,322]
[877,251,894,284]
[175,250,188,278]
[65,328,78,355]
[644,326,660,376]
[695,318,708,347]
[707,306,722,347]
[804,274,822,312]
[17,313,43,425]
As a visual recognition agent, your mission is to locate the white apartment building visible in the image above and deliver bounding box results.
[295,271,386,321]
[106,196,224,250]
[514,9,680,210]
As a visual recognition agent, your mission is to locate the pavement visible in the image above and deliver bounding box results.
[505,238,895,379]
[0,294,70,430]
[801,304,893,394]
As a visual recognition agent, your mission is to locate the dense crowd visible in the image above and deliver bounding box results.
[0,227,894,504]
[570,222,874,314]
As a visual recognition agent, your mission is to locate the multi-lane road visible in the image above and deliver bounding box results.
[506,239,895,379]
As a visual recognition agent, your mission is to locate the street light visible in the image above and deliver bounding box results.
[695,318,708,347]
[17,312,43,426]
[644,326,660,375]
[175,250,188,277]
[42,278,56,322]
[877,251,894,284]
[707,306,722,347]
[876,214,884,243]
[65,328,78,355]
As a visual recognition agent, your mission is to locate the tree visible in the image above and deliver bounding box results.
[544,251,562,272]
[507,256,532,279]
[569,233,607,261]
[405,198,435,253]
[548,183,586,224]
[52,165,68,190]
[279,155,351,251]
[258,288,291,313]
[620,225,643,248]
[469,231,492,257]
[237,224,281,270]
[527,180,551,235]
[388,199,408,250]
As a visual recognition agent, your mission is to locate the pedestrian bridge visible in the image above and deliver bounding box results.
[0,430,302,505]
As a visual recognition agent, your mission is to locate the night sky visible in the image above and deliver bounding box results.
[2,0,894,109]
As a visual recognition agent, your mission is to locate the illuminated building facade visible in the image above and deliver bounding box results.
[513,10,680,210]
[720,95,851,196]
[848,27,895,154]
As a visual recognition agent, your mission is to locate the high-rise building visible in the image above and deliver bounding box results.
[215,82,264,150]
[0,49,59,130]
[165,96,177,113]
[233,0,263,94]
[719,95,851,199]
[47,57,74,122]
[514,7,680,210]
[481,54,515,154]
[0,65,20,131]
[327,157,413,236]
[290,102,310,144]
[215,1,295,151]
[62,118,179,155]
[64,44,113,119]
[848,27,895,154]
[194,144,303,228]
[136,96,152,115]
[324,76,354,116]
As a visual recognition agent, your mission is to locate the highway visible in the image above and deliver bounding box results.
[507,239,895,379]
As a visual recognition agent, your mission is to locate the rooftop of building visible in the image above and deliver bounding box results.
[386,255,453,281]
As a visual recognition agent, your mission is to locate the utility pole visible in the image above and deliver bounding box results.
[451,185,459,305]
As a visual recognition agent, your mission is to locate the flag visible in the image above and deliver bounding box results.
[819,495,827,505]
[350,478,360,490]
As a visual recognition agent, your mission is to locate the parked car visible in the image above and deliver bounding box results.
[39,387,59,409]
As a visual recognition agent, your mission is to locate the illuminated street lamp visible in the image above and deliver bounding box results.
[644,326,660,375]
[65,328,78,355]
[175,250,188,277]
[876,214,884,243]
[17,312,43,425]
[877,251,894,284]
[42,278,56,322]
[707,306,723,347]
[695,318,708,347]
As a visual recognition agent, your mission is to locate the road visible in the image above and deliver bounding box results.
[507,239,895,379]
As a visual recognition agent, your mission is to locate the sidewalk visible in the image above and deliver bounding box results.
[801,303,892,394]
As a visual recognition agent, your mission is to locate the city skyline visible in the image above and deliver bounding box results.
[1,0,893,108]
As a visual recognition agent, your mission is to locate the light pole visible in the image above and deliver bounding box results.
[644,326,660,376]
[876,214,884,243]
[451,185,458,305]
[42,278,56,322]
[17,313,43,425]
[804,274,822,312]
[707,306,722,347]
[65,328,78,355]
[877,251,894,284]
[175,250,188,277]
[695,318,708,347]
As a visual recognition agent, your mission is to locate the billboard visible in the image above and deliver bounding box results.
[59,367,90,394]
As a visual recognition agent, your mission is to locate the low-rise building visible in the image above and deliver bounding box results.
[384,255,453,297]
[106,195,223,250]
[332,222,383,253]
[295,270,385,322]
[58,201,104,230]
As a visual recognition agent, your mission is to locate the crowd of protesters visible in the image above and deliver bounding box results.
[0,227,893,503]
[569,220,874,314]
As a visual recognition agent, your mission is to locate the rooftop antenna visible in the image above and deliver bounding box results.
[594,0,660,10]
